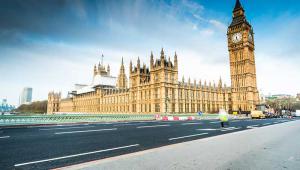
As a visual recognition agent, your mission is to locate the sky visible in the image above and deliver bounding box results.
[0,0,300,106]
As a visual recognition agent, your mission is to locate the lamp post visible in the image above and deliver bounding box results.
[165,96,170,115]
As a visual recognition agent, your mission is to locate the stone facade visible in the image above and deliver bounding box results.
[47,92,61,114]
[47,0,259,114]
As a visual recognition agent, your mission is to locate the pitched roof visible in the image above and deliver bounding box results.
[233,0,244,12]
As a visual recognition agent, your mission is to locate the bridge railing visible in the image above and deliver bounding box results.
[0,113,228,126]
[0,114,156,126]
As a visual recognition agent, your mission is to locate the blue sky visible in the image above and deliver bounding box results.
[1,0,300,106]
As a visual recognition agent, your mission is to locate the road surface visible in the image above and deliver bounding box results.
[0,117,297,170]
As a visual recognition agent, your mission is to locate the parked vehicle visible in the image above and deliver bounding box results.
[251,104,274,119]
[293,110,300,117]
[251,110,265,119]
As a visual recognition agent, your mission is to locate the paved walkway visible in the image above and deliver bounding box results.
[59,119,300,170]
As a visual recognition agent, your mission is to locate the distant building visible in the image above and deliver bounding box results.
[265,94,292,100]
[19,87,33,105]
[0,99,15,113]
[297,93,300,101]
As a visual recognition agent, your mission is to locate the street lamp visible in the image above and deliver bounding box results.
[165,96,170,115]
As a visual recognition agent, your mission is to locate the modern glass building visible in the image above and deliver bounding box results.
[0,99,15,113]
[19,87,33,105]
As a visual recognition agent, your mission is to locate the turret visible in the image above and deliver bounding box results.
[117,57,128,89]
[218,77,223,89]
[150,51,154,69]
[98,62,101,73]
[118,57,124,74]
[174,52,178,69]
[160,48,165,68]
[137,57,140,70]
[129,60,132,74]
[94,65,97,76]
[107,64,110,75]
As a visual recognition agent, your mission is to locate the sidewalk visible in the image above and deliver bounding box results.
[58,119,300,170]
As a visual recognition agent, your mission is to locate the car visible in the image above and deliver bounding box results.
[251,110,266,119]
[251,104,274,119]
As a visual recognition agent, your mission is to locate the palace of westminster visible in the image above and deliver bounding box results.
[47,0,260,114]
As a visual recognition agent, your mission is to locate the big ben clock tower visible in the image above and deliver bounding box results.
[228,0,259,112]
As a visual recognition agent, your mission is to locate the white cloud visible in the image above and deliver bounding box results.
[209,19,227,32]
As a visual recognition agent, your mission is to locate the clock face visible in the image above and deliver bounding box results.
[232,32,242,43]
[248,33,253,42]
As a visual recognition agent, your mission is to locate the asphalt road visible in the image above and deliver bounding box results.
[0,117,297,170]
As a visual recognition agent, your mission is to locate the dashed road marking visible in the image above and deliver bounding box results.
[14,144,140,167]
[263,123,271,126]
[210,121,220,124]
[55,128,117,135]
[196,128,218,131]
[0,136,10,139]
[220,127,240,132]
[169,133,208,141]
[137,124,170,129]
[181,122,202,126]
[114,123,146,127]
[40,126,95,131]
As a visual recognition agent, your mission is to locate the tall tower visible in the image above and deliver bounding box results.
[117,57,128,89]
[47,92,61,114]
[227,0,259,112]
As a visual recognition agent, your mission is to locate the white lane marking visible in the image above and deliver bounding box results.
[221,127,236,130]
[251,125,259,127]
[169,133,208,141]
[0,136,10,139]
[181,122,202,125]
[196,128,218,131]
[137,124,170,129]
[114,123,146,127]
[135,120,159,123]
[273,122,279,124]
[55,128,117,135]
[39,126,95,131]
[220,127,240,132]
[14,144,139,167]
[210,121,220,124]
[247,126,258,129]
[56,124,90,127]
[263,123,271,126]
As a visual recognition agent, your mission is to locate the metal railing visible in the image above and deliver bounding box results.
[0,113,230,126]
[0,114,155,126]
